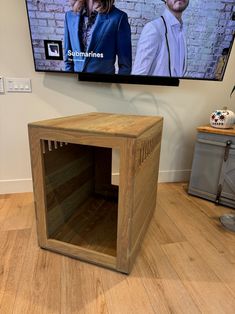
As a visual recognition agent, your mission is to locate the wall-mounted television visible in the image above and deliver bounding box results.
[25,0,234,85]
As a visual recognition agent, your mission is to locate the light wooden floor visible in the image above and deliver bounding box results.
[0,183,235,314]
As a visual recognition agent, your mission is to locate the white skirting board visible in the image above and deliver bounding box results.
[112,170,191,185]
[0,170,191,194]
[0,179,33,194]
[158,169,191,183]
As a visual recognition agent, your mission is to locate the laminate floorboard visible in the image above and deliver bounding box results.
[0,183,235,313]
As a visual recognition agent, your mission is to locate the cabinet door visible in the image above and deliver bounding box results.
[188,139,224,201]
[220,149,235,206]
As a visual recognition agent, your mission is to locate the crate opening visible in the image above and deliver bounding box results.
[42,140,119,257]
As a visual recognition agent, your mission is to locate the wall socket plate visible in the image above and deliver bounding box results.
[5,78,32,93]
[0,76,4,93]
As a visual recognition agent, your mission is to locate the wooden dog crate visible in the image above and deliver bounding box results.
[28,113,163,273]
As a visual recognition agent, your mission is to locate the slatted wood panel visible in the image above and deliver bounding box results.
[43,142,94,236]
[42,142,118,257]
[1,185,235,313]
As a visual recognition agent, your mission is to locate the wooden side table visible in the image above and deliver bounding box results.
[28,112,163,273]
[188,125,235,208]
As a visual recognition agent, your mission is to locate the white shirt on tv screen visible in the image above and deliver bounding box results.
[132,8,187,77]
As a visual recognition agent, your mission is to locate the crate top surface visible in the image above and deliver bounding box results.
[29,112,163,138]
[197,125,235,136]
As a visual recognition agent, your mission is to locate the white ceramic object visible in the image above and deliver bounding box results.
[210,109,234,129]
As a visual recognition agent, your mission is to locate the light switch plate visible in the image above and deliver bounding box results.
[0,77,4,93]
[5,78,32,93]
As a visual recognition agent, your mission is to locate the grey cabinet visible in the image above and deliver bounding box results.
[188,126,235,208]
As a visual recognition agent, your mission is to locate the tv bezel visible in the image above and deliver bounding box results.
[78,73,180,86]
[24,1,235,86]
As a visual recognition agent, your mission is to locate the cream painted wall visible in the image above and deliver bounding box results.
[0,0,234,193]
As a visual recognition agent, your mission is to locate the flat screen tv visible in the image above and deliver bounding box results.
[25,0,234,85]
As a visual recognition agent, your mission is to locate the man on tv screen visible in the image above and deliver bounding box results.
[132,0,189,77]
[64,0,132,74]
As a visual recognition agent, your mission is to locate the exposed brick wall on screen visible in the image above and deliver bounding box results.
[26,0,235,78]
[183,0,235,78]
[26,0,70,70]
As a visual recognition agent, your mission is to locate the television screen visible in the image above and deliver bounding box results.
[25,0,234,81]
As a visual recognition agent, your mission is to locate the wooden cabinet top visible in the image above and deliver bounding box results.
[28,112,163,138]
[197,125,235,136]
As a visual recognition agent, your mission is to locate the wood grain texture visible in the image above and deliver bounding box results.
[51,196,118,257]
[28,113,163,273]
[29,112,163,138]
[162,241,235,313]
[197,125,235,136]
[44,143,95,236]
[28,128,48,248]
[116,138,135,273]
[1,185,235,313]
[46,239,116,271]
[94,147,112,195]
[129,122,163,270]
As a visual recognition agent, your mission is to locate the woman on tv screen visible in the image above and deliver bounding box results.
[64,0,132,74]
